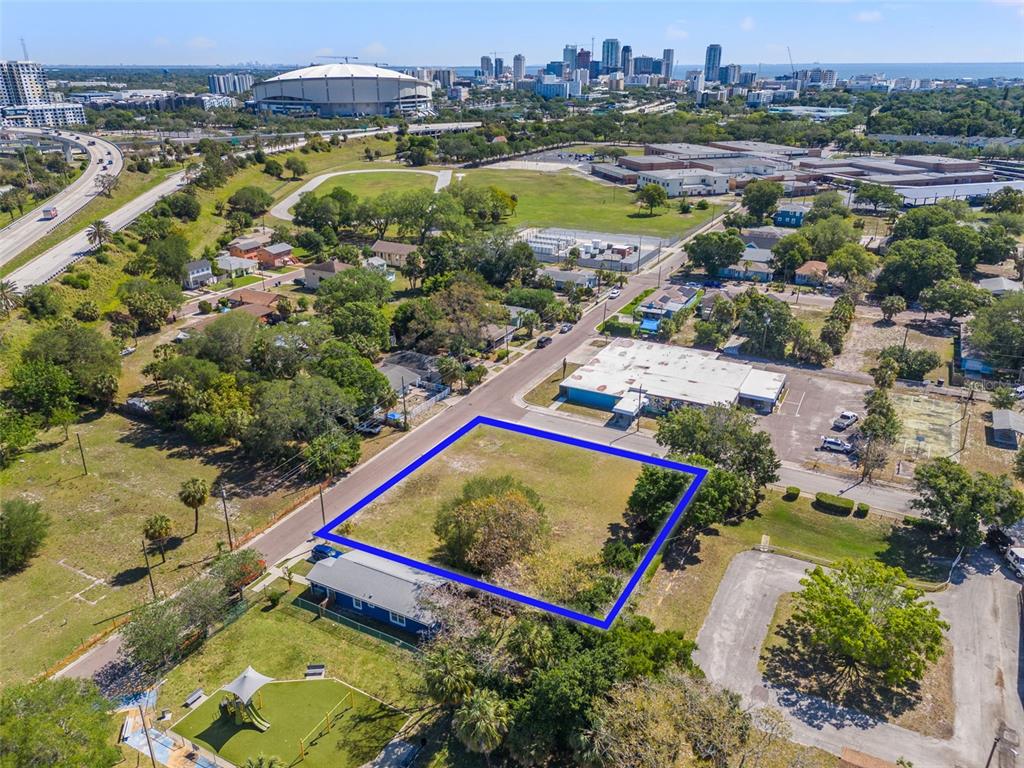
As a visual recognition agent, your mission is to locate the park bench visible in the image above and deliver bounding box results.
[304,663,326,678]
[183,688,204,708]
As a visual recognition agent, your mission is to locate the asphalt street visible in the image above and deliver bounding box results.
[0,127,125,266]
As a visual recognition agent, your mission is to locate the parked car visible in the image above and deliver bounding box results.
[820,437,854,454]
[536,335,553,348]
[560,323,573,333]
[1006,547,1024,579]
[356,420,383,436]
[832,411,859,430]
[311,544,342,562]
[608,288,621,299]
[986,526,1013,554]
[120,346,137,357]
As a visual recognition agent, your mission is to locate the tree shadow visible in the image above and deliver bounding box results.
[627,211,663,220]
[905,318,956,339]
[877,519,956,582]
[763,619,924,728]
[110,566,149,587]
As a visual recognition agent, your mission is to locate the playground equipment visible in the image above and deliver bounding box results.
[295,689,353,761]
[219,666,274,732]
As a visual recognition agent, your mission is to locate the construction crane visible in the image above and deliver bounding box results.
[787,46,796,79]
[20,37,30,60]
[316,55,358,63]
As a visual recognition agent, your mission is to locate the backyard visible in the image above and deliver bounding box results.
[458,168,720,238]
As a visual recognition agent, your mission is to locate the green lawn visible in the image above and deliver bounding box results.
[0,166,178,278]
[311,170,438,202]
[458,169,719,238]
[637,493,956,636]
[568,144,646,157]
[172,678,406,768]
[523,363,580,407]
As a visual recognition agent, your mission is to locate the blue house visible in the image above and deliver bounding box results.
[307,549,442,636]
[720,247,774,283]
[959,332,995,377]
[773,203,810,228]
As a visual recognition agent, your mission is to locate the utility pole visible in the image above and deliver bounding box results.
[220,489,234,551]
[76,433,88,475]
[318,483,326,526]
[138,705,158,768]
[141,538,157,601]
[635,384,644,432]
[400,377,408,430]
[900,325,910,353]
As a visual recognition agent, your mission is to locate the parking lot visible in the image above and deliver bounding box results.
[759,371,872,471]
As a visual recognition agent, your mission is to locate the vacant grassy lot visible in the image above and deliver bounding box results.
[636,493,955,637]
[313,169,438,201]
[342,423,649,597]
[458,169,719,238]
[523,363,581,407]
[0,166,179,278]
[172,678,406,768]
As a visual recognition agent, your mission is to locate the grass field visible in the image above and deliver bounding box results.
[340,423,650,605]
[636,492,956,637]
[312,169,438,201]
[522,363,581,407]
[0,166,179,278]
[172,678,405,768]
[458,169,720,238]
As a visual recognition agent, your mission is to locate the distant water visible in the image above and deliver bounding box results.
[451,62,1023,80]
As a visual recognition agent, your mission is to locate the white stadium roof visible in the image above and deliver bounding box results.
[263,63,426,83]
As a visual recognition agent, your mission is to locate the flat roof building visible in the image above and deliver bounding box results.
[636,169,729,197]
[559,338,786,416]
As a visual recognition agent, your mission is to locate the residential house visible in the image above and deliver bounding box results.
[364,256,396,281]
[255,242,295,268]
[773,203,810,228]
[307,549,442,636]
[234,288,279,309]
[794,260,829,286]
[741,226,789,250]
[538,267,598,291]
[228,238,262,259]
[482,322,518,351]
[993,409,1024,448]
[304,259,353,289]
[371,240,418,268]
[720,248,774,282]
[638,286,700,334]
[959,331,995,377]
[699,290,726,320]
[215,254,259,278]
[978,276,1023,297]
[183,259,215,290]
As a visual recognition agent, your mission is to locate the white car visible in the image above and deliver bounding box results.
[833,411,859,430]
[608,288,621,299]
[821,437,854,454]
[1007,547,1024,579]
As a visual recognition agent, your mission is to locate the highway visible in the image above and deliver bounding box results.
[0,128,125,267]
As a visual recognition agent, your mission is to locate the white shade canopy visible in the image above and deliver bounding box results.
[223,666,274,704]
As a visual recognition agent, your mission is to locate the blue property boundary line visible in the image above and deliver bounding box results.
[314,415,707,630]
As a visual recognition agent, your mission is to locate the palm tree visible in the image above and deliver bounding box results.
[424,646,474,709]
[453,688,510,767]
[143,514,172,564]
[178,477,209,535]
[0,280,22,317]
[86,220,112,251]
[519,310,539,339]
[244,756,282,768]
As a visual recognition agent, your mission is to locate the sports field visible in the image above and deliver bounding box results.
[457,168,720,238]
[172,678,405,768]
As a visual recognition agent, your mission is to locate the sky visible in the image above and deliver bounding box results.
[1,0,1023,67]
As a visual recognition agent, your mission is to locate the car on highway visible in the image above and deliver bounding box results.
[560,323,573,333]
[820,436,854,454]
[832,411,859,430]
[608,288,621,299]
[536,336,553,348]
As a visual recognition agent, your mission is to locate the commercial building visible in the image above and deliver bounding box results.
[480,56,493,78]
[252,63,432,117]
[494,58,505,78]
[718,64,742,85]
[534,76,569,99]
[620,46,634,77]
[559,339,786,416]
[563,45,577,71]
[591,164,638,184]
[662,49,675,81]
[0,60,85,127]
[636,168,729,197]
[601,39,621,72]
[513,54,526,81]
[796,154,994,189]
[703,44,722,83]
[208,73,254,94]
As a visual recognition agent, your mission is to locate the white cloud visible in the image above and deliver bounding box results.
[186,36,216,50]
[362,41,387,57]
[854,10,883,22]
[665,21,689,39]
[739,15,756,31]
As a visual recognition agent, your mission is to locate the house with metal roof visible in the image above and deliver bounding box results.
[720,248,775,282]
[638,286,700,333]
[993,409,1024,449]
[978,276,1023,297]
[255,242,295,268]
[306,549,443,635]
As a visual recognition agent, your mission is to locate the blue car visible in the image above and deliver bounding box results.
[311,544,342,562]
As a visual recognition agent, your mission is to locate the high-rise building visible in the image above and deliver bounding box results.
[480,56,493,78]
[719,64,742,85]
[512,54,526,81]
[703,44,722,83]
[563,45,577,71]
[545,61,566,78]
[0,60,50,106]
[601,39,620,72]
[620,46,633,77]
[576,49,591,71]
[739,71,757,87]
[662,49,675,81]
[795,68,837,89]
[687,72,705,93]
[494,58,505,77]
[633,56,656,75]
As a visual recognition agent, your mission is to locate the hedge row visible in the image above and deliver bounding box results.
[814,491,855,515]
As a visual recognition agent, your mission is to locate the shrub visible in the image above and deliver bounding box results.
[494,348,510,361]
[197,300,213,314]
[813,491,855,515]
[94,250,111,265]
[784,486,800,500]
[601,318,636,337]
[854,502,870,518]
[265,589,285,608]
[696,199,710,210]
[73,300,100,322]
[60,271,91,290]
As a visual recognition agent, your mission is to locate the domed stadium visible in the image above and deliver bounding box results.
[252,63,433,117]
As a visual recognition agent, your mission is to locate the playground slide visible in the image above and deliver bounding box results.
[244,703,270,732]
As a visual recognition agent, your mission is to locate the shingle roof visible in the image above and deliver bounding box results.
[371,240,418,256]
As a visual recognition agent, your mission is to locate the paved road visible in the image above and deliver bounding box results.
[695,549,1023,766]
[0,128,124,266]
[269,168,454,221]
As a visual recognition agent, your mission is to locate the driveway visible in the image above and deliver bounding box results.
[695,549,1023,766]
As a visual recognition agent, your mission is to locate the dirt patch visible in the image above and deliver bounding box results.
[832,317,954,379]
[960,400,1017,477]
